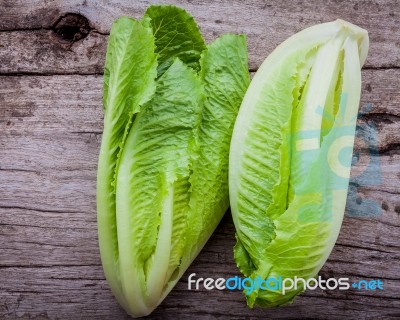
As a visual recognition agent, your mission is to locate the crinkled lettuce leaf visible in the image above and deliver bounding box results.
[116,59,204,316]
[184,34,250,262]
[97,5,250,317]
[229,20,368,307]
[97,16,157,309]
[145,5,206,76]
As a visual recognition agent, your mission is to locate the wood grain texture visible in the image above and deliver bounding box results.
[1,71,399,318]
[0,0,399,74]
[0,0,399,319]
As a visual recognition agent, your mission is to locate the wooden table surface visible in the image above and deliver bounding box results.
[0,0,399,319]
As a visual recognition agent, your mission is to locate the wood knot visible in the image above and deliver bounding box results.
[53,13,91,42]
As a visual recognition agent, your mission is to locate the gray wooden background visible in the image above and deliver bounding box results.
[0,0,399,319]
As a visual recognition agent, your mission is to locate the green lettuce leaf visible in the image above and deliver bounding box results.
[184,34,251,262]
[145,5,206,76]
[97,16,157,309]
[114,34,250,317]
[116,59,204,316]
[97,5,250,317]
[229,20,368,307]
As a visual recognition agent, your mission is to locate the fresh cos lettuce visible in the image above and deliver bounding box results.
[98,6,367,314]
[229,20,369,307]
[97,5,250,317]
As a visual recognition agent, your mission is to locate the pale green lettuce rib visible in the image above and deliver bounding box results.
[116,60,204,317]
[230,20,368,307]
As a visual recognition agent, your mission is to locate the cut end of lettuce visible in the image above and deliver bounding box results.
[334,19,369,66]
[229,20,368,307]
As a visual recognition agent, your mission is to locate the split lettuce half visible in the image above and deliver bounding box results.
[97,5,250,317]
[229,20,369,307]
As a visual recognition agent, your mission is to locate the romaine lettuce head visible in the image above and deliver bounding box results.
[97,5,250,317]
[229,20,368,307]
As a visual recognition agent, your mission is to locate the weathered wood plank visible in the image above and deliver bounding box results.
[1,264,398,320]
[0,0,399,74]
[0,30,107,75]
[1,0,399,314]
[0,214,399,319]
[0,70,399,136]
[0,68,399,318]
